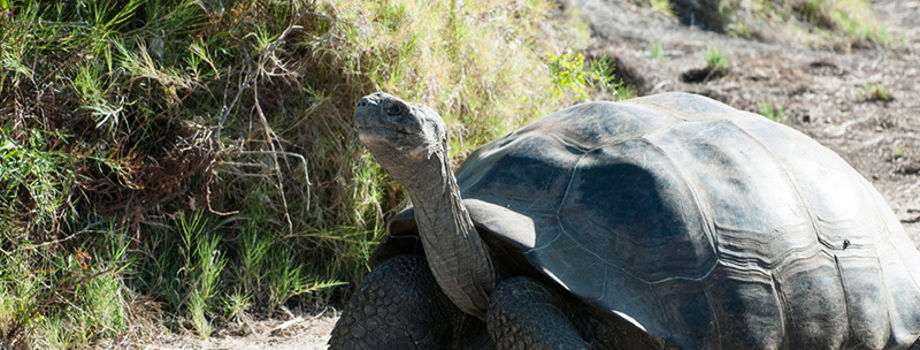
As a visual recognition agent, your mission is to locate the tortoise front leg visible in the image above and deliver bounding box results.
[487,277,593,350]
[329,255,455,349]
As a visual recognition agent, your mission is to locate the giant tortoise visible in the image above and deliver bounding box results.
[329,92,920,349]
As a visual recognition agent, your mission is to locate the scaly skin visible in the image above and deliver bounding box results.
[329,255,454,349]
[488,277,593,350]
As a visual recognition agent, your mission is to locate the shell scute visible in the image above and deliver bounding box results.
[556,140,717,282]
[456,133,577,214]
[530,231,607,300]
[836,253,889,349]
[703,263,785,349]
[652,278,717,349]
[773,251,848,349]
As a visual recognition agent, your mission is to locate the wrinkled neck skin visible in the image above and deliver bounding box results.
[402,150,497,320]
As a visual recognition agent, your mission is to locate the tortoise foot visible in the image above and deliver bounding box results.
[329,255,453,350]
[487,277,592,350]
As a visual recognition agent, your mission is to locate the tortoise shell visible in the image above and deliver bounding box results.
[378,93,920,349]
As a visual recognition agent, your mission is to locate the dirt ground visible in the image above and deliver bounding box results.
[134,0,919,348]
[113,309,339,349]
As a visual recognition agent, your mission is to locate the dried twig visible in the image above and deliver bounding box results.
[207,178,240,216]
[207,1,318,232]
[21,222,105,250]
[251,81,294,233]
[269,316,304,335]
[206,0,316,226]
[236,150,312,209]
[215,0,316,132]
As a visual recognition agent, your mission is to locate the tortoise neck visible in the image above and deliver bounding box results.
[407,152,496,320]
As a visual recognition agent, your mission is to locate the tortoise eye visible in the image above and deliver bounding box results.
[385,104,403,116]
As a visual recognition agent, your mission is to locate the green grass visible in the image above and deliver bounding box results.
[1,223,131,348]
[758,100,788,122]
[704,47,728,71]
[728,21,755,39]
[0,0,622,346]
[892,146,904,160]
[588,55,638,100]
[648,0,674,16]
[548,52,633,101]
[649,41,665,62]
[222,290,252,323]
[861,83,892,102]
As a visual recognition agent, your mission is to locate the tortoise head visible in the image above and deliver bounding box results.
[355,92,449,189]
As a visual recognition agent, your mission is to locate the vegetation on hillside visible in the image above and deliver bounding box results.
[0,0,616,347]
[741,0,889,46]
[650,0,889,47]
